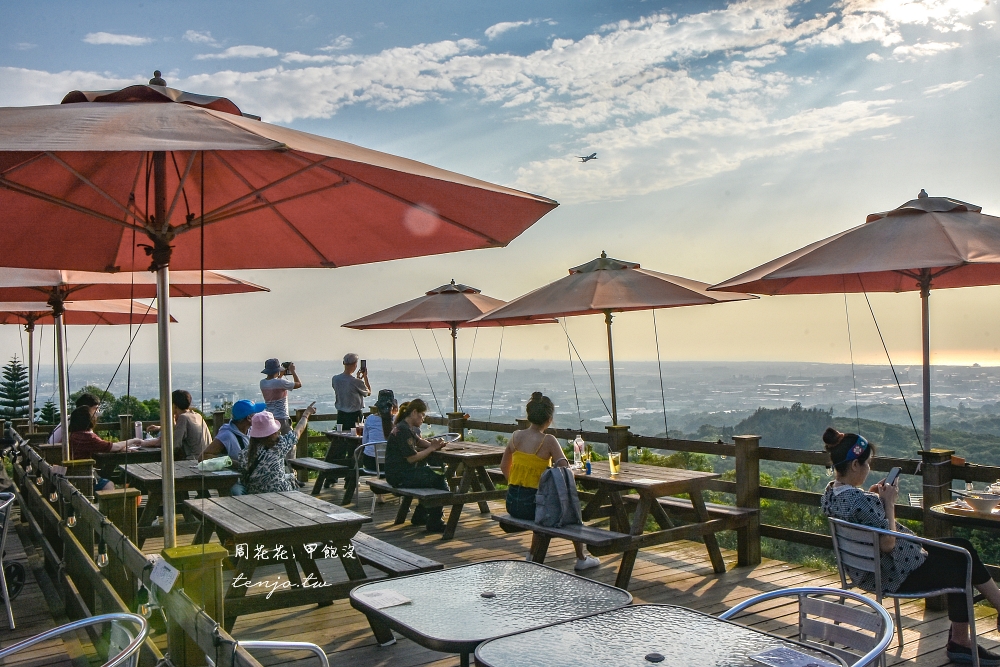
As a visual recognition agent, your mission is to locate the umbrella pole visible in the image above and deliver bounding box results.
[605,310,618,426]
[25,321,34,434]
[53,308,70,460]
[451,324,459,414]
[920,272,931,450]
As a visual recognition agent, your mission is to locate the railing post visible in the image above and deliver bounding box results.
[63,458,96,500]
[163,544,228,667]
[119,414,134,442]
[97,487,141,606]
[212,410,225,437]
[734,435,762,567]
[515,418,529,431]
[606,425,631,462]
[921,448,954,611]
[448,412,467,441]
[294,408,307,483]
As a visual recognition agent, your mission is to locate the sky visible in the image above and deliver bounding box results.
[2,0,1000,373]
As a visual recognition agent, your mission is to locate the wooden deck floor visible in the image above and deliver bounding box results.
[13,483,1000,667]
[138,484,1000,667]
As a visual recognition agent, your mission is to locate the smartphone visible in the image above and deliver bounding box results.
[885,467,901,486]
[360,359,367,372]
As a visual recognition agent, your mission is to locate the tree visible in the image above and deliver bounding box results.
[69,385,114,411]
[36,399,59,425]
[0,356,29,419]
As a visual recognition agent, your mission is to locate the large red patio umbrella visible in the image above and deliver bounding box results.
[472,253,755,425]
[710,191,1000,449]
[0,269,266,458]
[0,74,557,547]
[0,299,171,432]
[342,280,553,413]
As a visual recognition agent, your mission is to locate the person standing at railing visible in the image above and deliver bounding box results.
[260,358,301,432]
[500,392,600,572]
[820,427,1000,666]
[333,353,371,430]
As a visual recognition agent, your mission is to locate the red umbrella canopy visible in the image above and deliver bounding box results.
[710,192,1000,295]
[0,268,267,301]
[0,299,173,325]
[0,80,558,272]
[343,280,552,329]
[473,252,755,324]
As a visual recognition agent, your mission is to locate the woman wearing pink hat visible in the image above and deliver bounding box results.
[239,402,317,495]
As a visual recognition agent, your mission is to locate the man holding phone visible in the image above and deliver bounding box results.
[333,352,371,430]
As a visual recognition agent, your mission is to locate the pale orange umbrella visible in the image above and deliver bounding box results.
[0,299,172,432]
[711,191,1000,448]
[472,253,755,424]
[343,280,553,413]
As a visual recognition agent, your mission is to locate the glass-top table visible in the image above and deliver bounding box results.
[475,604,849,667]
[349,560,632,667]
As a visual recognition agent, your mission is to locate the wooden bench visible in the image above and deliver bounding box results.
[288,457,349,496]
[366,479,453,524]
[350,531,443,576]
[492,513,633,562]
[622,494,756,528]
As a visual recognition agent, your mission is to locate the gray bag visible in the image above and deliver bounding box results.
[534,466,582,527]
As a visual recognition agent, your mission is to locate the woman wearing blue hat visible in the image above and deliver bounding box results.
[200,399,267,463]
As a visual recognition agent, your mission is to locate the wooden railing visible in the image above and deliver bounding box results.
[12,442,264,667]
[422,414,1000,573]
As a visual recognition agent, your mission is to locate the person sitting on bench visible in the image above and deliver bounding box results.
[501,392,600,572]
[384,399,448,533]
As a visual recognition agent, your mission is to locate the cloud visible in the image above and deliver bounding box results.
[318,35,353,51]
[282,52,336,63]
[195,45,280,60]
[0,67,138,105]
[183,30,218,46]
[485,20,536,40]
[981,20,996,28]
[891,40,959,60]
[867,52,884,60]
[83,32,153,46]
[874,83,893,90]
[923,79,970,95]
[799,0,989,47]
[12,42,36,50]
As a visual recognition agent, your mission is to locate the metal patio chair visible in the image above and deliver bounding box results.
[829,517,981,667]
[720,586,894,667]
[0,612,148,667]
[354,440,390,513]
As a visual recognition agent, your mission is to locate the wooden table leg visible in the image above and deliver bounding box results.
[468,466,491,514]
[608,491,630,534]
[444,462,461,491]
[649,500,675,529]
[191,518,215,545]
[690,490,726,574]
[394,496,412,524]
[224,556,257,632]
[581,486,609,522]
[529,533,551,563]
[136,489,160,548]
[341,469,358,506]
[443,467,474,540]
[616,495,652,589]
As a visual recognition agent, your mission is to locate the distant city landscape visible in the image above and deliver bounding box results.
[43,358,1000,439]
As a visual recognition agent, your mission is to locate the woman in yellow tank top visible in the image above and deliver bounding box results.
[501,392,600,572]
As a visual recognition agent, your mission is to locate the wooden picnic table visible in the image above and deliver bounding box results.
[122,460,241,546]
[426,441,507,537]
[92,446,162,478]
[321,430,362,503]
[574,461,726,587]
[930,501,1000,530]
[184,491,371,630]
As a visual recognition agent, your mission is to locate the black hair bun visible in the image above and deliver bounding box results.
[530,391,543,401]
[822,427,844,449]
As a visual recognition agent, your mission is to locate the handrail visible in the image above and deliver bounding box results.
[0,612,147,667]
[239,640,330,667]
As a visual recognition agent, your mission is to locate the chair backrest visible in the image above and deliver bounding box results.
[355,441,387,476]
[829,517,883,593]
[0,613,148,667]
[720,586,893,667]
[0,493,14,556]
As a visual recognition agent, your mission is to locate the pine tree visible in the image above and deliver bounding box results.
[37,399,60,425]
[0,356,29,419]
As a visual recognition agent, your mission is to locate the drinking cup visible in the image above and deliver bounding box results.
[334,424,343,432]
[355,425,364,436]
[608,451,622,474]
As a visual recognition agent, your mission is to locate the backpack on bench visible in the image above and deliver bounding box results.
[535,466,583,527]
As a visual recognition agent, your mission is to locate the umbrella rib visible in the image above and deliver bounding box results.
[162,151,198,235]
[43,152,143,224]
[0,175,141,231]
[196,180,351,227]
[208,151,335,266]
[0,152,48,178]
[197,152,335,221]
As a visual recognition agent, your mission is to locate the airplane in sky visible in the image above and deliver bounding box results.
[577,153,598,162]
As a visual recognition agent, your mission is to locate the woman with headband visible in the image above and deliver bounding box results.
[821,427,1000,665]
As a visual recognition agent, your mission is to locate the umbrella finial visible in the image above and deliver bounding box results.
[918,189,928,199]
[601,250,607,258]
[149,70,166,86]
[451,278,455,284]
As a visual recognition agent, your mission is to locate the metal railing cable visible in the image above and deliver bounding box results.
[487,327,504,424]
[460,327,477,406]
[651,309,669,440]
[563,319,583,433]
[409,329,444,416]
[559,319,611,419]
[843,291,861,434]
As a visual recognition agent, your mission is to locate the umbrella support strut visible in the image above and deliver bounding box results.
[605,310,618,426]
[920,270,931,450]
[152,150,177,549]
[451,324,459,414]
[25,321,34,434]
[51,299,70,460]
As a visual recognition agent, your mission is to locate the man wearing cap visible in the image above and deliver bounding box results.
[200,400,266,463]
[332,353,371,430]
[260,358,301,430]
